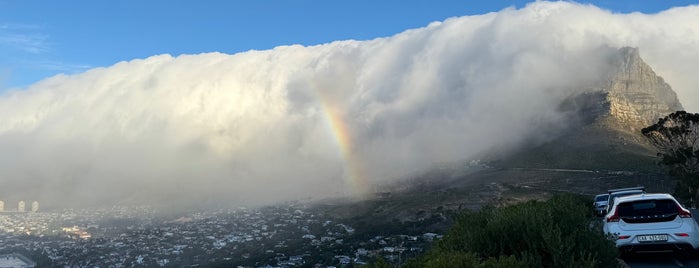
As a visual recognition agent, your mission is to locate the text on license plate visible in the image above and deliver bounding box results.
[637,234,668,242]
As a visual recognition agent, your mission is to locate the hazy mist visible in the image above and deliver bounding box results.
[1,2,698,209]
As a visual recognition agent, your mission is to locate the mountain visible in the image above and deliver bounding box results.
[605,47,683,129]
[315,47,681,226]
[499,47,682,171]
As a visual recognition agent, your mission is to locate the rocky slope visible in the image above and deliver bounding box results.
[502,47,683,171]
[602,47,682,130]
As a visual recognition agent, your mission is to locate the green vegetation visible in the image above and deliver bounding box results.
[402,195,618,267]
[642,111,699,207]
[368,253,524,268]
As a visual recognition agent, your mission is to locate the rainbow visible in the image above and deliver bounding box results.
[315,90,370,197]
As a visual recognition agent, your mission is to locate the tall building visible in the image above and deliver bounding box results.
[18,200,25,212]
[0,200,4,212]
[31,201,39,212]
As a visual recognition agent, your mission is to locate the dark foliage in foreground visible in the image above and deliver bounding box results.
[400,195,619,268]
[642,111,699,207]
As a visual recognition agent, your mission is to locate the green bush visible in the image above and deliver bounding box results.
[403,251,526,268]
[411,194,618,267]
[366,257,393,268]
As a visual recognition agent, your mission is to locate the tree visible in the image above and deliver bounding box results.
[641,111,699,207]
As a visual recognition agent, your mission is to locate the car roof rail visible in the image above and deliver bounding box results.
[607,186,645,194]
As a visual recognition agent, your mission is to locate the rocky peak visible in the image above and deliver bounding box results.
[604,47,683,130]
[501,47,683,171]
[562,47,683,132]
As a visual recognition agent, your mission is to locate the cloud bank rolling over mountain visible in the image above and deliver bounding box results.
[1,2,698,208]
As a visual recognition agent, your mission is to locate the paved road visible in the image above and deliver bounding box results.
[624,253,699,267]
[623,209,699,267]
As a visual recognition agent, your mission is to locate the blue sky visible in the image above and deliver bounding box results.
[0,0,696,90]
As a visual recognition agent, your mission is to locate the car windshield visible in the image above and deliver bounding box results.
[595,195,608,202]
[617,199,677,217]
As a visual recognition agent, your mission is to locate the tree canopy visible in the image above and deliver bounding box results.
[642,111,699,206]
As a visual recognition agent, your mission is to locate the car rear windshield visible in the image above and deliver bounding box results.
[617,199,678,223]
[595,195,608,202]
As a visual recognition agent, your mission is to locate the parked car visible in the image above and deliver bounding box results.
[594,193,609,216]
[604,186,646,216]
[603,193,699,255]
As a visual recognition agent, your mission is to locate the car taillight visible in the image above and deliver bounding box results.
[607,209,620,222]
[676,233,689,237]
[677,205,692,218]
[618,235,630,239]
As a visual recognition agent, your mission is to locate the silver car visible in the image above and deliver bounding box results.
[594,193,609,216]
[605,187,645,215]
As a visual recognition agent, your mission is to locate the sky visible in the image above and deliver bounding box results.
[1,1,698,209]
[1,0,697,89]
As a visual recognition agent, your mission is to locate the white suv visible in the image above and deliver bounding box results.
[603,193,699,254]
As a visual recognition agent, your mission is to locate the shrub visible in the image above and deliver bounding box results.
[412,194,618,267]
[366,257,392,268]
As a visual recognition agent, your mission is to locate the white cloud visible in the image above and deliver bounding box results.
[0,33,49,54]
[0,23,49,54]
[0,1,698,208]
[29,60,92,73]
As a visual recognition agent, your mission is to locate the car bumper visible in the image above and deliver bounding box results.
[618,242,695,253]
[612,232,699,252]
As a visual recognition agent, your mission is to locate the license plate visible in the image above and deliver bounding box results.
[637,234,668,242]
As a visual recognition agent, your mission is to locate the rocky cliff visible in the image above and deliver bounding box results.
[502,47,683,171]
[594,47,682,131]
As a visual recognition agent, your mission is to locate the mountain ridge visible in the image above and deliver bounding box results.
[603,47,682,131]
[499,47,682,171]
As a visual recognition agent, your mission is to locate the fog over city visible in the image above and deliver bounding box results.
[1,2,698,209]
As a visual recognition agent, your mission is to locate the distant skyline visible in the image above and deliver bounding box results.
[1,0,697,90]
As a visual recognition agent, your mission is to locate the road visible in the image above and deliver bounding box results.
[625,254,699,267]
[622,209,699,267]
